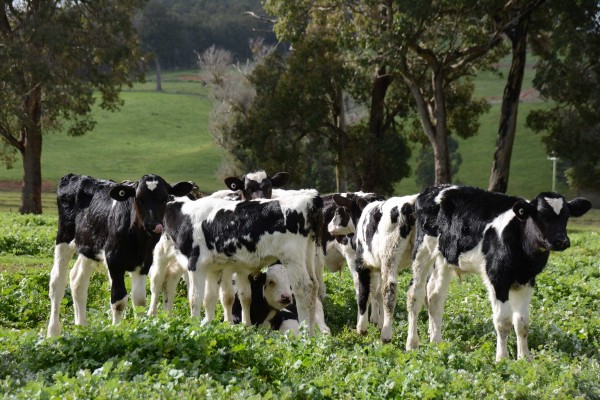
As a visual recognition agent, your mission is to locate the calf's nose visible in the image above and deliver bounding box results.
[280,294,292,305]
[553,236,570,251]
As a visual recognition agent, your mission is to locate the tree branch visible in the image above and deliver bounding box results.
[0,123,23,151]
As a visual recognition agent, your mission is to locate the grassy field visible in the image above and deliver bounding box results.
[0,58,587,213]
[0,213,598,398]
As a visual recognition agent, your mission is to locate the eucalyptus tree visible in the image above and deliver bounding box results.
[266,0,547,185]
[526,0,600,192]
[0,0,146,213]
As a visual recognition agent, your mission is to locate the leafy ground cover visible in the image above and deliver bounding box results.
[0,213,598,398]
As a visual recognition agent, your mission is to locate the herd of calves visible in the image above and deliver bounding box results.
[45,170,591,362]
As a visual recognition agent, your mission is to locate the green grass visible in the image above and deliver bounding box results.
[0,73,224,212]
[0,213,598,398]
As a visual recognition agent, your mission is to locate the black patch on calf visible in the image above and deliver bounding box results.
[364,206,383,255]
[355,242,371,316]
[399,203,415,239]
[417,185,521,265]
[390,206,399,224]
[164,201,196,263]
[483,218,550,302]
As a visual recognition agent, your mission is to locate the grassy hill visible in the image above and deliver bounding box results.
[0,61,574,212]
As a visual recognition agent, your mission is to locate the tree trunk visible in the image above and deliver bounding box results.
[335,92,348,193]
[488,16,529,193]
[155,57,162,91]
[20,85,43,214]
[432,69,452,185]
[362,66,392,192]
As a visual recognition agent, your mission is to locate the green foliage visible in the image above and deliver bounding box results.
[0,213,56,257]
[0,214,598,398]
[526,0,600,191]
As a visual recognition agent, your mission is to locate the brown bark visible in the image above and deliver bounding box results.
[20,85,43,214]
[488,16,529,193]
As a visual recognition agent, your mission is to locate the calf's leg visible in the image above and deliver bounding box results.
[406,237,436,351]
[510,284,533,360]
[426,261,454,343]
[47,242,76,337]
[219,269,235,324]
[130,267,147,312]
[71,255,97,326]
[202,270,220,325]
[355,263,371,335]
[148,236,172,316]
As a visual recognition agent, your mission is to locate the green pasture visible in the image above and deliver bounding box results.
[0,213,598,398]
[0,60,586,213]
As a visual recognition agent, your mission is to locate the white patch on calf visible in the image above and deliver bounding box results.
[490,209,517,235]
[245,171,268,183]
[544,197,564,215]
[146,180,159,191]
[435,186,458,204]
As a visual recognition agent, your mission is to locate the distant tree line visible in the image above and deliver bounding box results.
[134,0,277,71]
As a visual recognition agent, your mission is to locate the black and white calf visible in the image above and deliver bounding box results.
[350,195,418,342]
[148,193,324,334]
[326,193,389,328]
[47,173,193,337]
[232,264,299,334]
[223,170,289,200]
[406,185,591,360]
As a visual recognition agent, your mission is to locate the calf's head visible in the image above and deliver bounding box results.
[328,192,383,235]
[109,175,194,235]
[512,192,591,251]
[224,170,289,200]
[255,264,294,310]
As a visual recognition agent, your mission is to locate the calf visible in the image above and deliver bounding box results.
[327,193,389,328]
[350,195,418,342]
[148,192,324,334]
[47,173,193,337]
[231,264,299,334]
[224,170,289,200]
[406,185,591,361]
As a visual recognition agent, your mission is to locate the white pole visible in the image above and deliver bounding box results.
[547,156,558,192]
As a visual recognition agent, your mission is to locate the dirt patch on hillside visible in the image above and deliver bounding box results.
[486,87,541,104]
[0,180,56,192]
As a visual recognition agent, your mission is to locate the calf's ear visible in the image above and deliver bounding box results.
[224,177,244,191]
[567,197,592,217]
[170,181,194,197]
[270,172,289,188]
[109,185,136,201]
[512,200,536,221]
[333,193,353,208]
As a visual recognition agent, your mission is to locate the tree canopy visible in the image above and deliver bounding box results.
[527,0,600,191]
[0,0,146,213]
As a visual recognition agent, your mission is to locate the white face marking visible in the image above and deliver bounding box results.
[544,197,564,215]
[146,180,159,191]
[245,170,268,183]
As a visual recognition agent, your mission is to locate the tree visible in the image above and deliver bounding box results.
[488,0,545,193]
[135,0,184,90]
[266,1,518,186]
[0,0,146,213]
[526,0,600,192]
